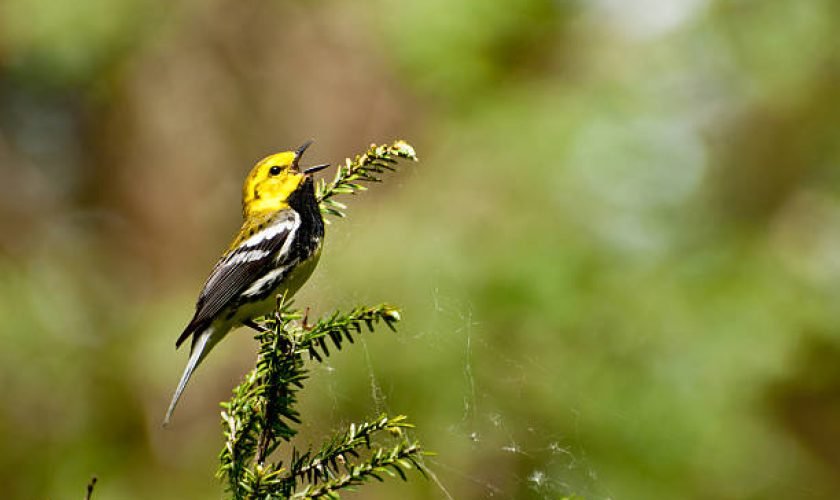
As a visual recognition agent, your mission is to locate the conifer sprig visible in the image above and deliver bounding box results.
[288,415,424,496]
[218,303,424,499]
[299,305,401,362]
[316,140,418,219]
[291,439,425,499]
[218,303,305,493]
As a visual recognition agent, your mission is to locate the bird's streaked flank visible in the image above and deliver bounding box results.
[165,140,328,425]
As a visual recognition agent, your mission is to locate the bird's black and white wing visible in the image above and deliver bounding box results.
[175,211,300,348]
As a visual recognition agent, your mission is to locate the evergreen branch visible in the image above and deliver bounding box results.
[299,305,401,362]
[219,298,304,497]
[218,301,422,499]
[316,140,417,219]
[255,327,299,465]
[290,440,425,499]
[219,367,264,493]
[287,415,415,487]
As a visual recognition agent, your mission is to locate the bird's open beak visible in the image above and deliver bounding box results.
[292,139,329,174]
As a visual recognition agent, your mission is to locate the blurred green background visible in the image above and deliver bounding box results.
[2,0,840,498]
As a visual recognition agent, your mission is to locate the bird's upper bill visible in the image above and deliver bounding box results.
[293,139,329,175]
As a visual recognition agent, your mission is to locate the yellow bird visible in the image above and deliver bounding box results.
[165,140,328,424]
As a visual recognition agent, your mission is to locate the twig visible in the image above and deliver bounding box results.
[84,476,97,500]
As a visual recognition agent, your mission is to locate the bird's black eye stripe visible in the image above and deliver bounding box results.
[269,166,282,176]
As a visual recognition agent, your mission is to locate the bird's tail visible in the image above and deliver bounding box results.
[164,325,218,426]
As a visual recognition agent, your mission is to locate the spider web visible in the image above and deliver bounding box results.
[306,286,609,499]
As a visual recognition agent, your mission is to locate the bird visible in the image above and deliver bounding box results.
[164,140,328,425]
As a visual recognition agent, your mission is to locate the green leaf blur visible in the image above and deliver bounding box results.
[1,0,838,498]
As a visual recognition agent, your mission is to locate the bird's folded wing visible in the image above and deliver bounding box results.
[175,211,300,348]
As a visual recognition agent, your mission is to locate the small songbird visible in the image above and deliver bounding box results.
[165,140,328,425]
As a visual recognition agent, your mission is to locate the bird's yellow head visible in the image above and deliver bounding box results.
[242,140,329,217]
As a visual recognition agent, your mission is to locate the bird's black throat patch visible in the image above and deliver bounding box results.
[287,176,324,259]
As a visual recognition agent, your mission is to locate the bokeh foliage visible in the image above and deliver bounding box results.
[1,0,839,498]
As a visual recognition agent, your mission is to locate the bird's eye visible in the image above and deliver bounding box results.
[269,166,282,176]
